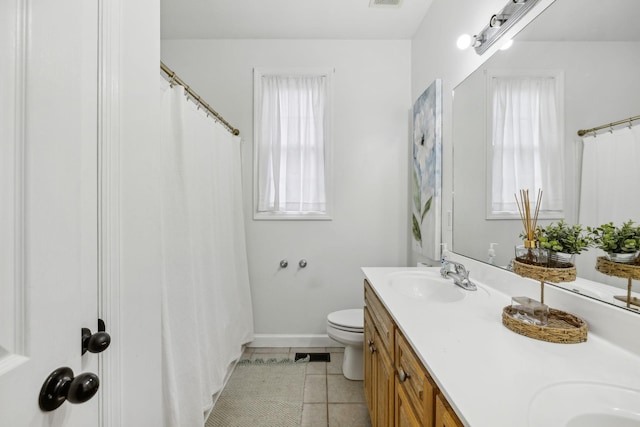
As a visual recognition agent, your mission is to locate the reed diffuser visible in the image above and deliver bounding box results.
[514,189,545,266]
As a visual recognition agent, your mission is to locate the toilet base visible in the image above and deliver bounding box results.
[342,345,364,380]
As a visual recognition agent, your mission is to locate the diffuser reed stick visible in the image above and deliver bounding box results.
[514,189,546,302]
[515,189,543,247]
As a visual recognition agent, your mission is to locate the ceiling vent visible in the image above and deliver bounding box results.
[369,0,403,8]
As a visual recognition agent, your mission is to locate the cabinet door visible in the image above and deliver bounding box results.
[375,336,395,427]
[364,307,376,422]
[396,330,437,427]
[435,393,464,427]
[396,381,422,427]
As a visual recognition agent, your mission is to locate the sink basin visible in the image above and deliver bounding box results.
[528,381,640,427]
[386,271,466,302]
[562,282,614,300]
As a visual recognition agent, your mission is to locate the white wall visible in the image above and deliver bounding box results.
[453,41,640,267]
[161,40,411,341]
[410,0,554,266]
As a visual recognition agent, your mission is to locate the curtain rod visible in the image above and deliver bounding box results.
[160,62,240,136]
[577,114,640,137]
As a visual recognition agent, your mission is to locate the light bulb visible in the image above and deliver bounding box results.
[456,34,472,50]
[500,39,513,50]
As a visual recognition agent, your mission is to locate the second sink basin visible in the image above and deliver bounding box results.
[528,381,640,427]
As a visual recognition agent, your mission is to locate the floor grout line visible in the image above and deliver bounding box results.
[325,363,330,427]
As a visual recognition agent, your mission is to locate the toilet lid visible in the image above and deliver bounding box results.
[327,309,363,331]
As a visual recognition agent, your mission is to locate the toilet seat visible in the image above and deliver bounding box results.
[327,309,363,333]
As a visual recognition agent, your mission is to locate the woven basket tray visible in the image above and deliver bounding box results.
[595,256,640,280]
[512,259,576,283]
[502,306,587,344]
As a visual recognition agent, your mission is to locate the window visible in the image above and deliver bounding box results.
[253,68,333,220]
[486,69,564,219]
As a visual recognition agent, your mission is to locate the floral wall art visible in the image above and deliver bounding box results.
[412,79,442,260]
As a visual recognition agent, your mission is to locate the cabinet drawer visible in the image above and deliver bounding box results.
[395,330,437,427]
[364,279,395,358]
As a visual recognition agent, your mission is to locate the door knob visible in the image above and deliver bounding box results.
[82,318,111,355]
[39,367,100,411]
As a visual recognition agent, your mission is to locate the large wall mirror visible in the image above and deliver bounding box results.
[452,0,640,313]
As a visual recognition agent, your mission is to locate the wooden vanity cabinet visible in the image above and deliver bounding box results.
[364,306,376,416]
[395,330,437,427]
[364,280,395,427]
[364,279,464,427]
[365,306,393,426]
[364,280,395,355]
[435,393,464,427]
[396,381,422,427]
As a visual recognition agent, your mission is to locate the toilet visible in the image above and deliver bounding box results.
[326,308,364,380]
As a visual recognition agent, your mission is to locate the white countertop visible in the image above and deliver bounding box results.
[362,266,640,427]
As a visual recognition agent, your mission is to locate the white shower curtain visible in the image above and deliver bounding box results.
[577,125,640,286]
[159,79,254,427]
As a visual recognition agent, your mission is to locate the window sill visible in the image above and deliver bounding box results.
[253,211,333,221]
[486,210,564,220]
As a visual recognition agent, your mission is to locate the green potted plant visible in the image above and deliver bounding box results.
[589,220,640,264]
[535,220,593,268]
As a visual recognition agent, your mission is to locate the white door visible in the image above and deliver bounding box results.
[0,0,101,425]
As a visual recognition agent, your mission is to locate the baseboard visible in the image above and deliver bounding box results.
[248,334,342,348]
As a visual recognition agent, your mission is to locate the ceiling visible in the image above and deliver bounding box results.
[161,0,435,40]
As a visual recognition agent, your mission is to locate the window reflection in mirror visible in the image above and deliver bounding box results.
[486,69,564,219]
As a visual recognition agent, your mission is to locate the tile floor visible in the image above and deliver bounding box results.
[241,346,372,427]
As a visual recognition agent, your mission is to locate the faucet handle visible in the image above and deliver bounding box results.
[456,264,468,277]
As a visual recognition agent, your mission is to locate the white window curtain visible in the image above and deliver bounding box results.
[256,74,327,214]
[490,76,563,214]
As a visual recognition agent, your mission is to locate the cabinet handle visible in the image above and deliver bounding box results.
[367,339,374,346]
[398,368,410,382]
[369,345,376,354]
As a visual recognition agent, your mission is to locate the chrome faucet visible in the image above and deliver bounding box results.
[440,260,477,291]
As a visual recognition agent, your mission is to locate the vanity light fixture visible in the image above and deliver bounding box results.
[456,34,473,50]
[456,34,485,50]
[463,0,541,55]
[489,14,508,28]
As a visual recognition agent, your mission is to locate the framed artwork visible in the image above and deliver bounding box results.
[412,79,442,260]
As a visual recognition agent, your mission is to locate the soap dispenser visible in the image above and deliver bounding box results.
[440,243,449,276]
[440,243,450,262]
[487,243,498,265]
